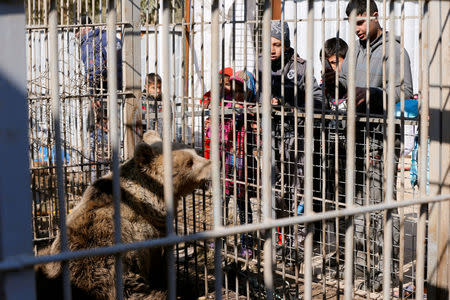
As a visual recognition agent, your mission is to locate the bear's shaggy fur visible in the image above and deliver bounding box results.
[36,131,211,300]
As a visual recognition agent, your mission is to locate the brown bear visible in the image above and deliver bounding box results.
[36,131,211,300]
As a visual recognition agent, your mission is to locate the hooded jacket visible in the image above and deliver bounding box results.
[338,32,413,114]
[258,48,323,110]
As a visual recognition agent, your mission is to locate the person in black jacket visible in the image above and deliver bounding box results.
[258,21,323,264]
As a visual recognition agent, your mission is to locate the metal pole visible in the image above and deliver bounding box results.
[0,3,36,299]
[49,0,72,298]
[123,0,142,156]
[262,0,273,299]
[160,0,175,299]
[383,1,396,298]
[344,6,356,300]
[107,0,123,298]
[0,194,448,274]
[416,0,428,298]
[304,1,314,299]
[210,1,223,299]
[427,1,450,298]
[398,0,406,296]
[364,2,372,297]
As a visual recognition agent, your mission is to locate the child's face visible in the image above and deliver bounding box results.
[354,12,380,42]
[271,37,284,61]
[250,122,259,133]
[327,55,345,72]
[147,82,161,97]
[220,75,231,93]
[232,81,246,103]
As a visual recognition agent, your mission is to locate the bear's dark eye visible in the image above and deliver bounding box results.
[186,158,193,168]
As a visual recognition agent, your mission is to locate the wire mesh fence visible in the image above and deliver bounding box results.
[0,0,448,299]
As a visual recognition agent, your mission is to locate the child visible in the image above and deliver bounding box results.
[202,68,234,159]
[141,73,162,134]
[327,0,413,290]
[320,37,348,111]
[320,37,349,275]
[201,67,233,109]
[225,70,257,258]
[207,70,257,257]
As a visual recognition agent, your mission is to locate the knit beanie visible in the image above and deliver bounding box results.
[271,20,290,47]
[230,70,256,102]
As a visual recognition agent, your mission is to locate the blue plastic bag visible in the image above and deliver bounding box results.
[395,99,419,119]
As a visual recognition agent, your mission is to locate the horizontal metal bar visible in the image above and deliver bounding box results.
[28,92,132,100]
[1,194,448,273]
[26,16,421,31]
[145,108,421,125]
[25,22,132,30]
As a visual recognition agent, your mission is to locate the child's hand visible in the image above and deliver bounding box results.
[204,117,211,128]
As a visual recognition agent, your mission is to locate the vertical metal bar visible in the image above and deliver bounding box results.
[182,0,188,143]
[279,6,285,270]
[398,0,406,296]
[334,2,341,297]
[123,0,142,157]
[383,1,396,298]
[49,0,72,298]
[160,0,175,299]
[107,0,123,298]
[416,0,428,298]
[427,1,450,298]
[0,4,36,299]
[210,1,223,299]
[262,0,273,298]
[292,0,300,296]
[320,1,327,297]
[199,0,209,294]
[304,0,314,299]
[189,0,194,145]
[364,2,372,297]
[344,6,356,300]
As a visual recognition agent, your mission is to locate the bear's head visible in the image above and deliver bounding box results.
[134,131,211,198]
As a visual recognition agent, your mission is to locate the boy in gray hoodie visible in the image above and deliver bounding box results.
[323,0,413,291]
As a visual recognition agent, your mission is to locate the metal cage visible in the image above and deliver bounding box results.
[0,0,449,299]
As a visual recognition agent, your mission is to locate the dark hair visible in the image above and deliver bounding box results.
[319,38,349,60]
[77,15,92,25]
[345,0,378,17]
[146,73,161,85]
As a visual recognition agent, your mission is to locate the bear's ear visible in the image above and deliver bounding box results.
[143,130,162,145]
[134,141,161,166]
